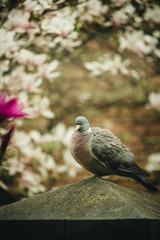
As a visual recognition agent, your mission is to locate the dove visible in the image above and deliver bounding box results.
[70,116,158,191]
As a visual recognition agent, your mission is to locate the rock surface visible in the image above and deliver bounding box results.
[0,176,160,220]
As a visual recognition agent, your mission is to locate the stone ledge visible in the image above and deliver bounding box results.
[0,176,160,220]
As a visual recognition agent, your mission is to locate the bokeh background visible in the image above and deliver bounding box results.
[0,0,160,205]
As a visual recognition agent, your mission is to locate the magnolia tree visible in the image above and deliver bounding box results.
[0,0,160,198]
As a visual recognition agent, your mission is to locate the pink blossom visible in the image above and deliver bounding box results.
[0,92,28,123]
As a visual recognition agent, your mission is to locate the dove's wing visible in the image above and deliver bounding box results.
[90,128,149,177]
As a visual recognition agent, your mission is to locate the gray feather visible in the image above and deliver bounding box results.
[91,127,148,177]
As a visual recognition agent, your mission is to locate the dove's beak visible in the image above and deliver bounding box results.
[76,125,81,130]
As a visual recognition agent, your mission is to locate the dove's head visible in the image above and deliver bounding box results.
[75,116,90,131]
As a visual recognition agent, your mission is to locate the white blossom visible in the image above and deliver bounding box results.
[77,0,108,23]
[0,29,19,57]
[3,9,32,33]
[119,30,158,56]
[30,95,55,118]
[85,61,104,76]
[16,49,47,67]
[24,0,55,13]
[42,16,75,36]
[147,92,160,111]
[56,165,68,174]
[154,49,160,58]
[53,33,81,52]
[16,91,32,117]
[78,92,91,103]
[20,170,46,196]
[85,54,130,76]
[29,130,42,143]
[3,66,42,93]
[5,158,25,176]
[130,70,141,79]
[52,123,74,146]
[111,4,135,26]
[153,31,160,38]
[144,4,160,24]
[11,130,31,148]
[37,60,60,81]
[146,153,160,172]
[0,60,10,76]
[29,130,55,143]
[44,155,57,171]
[110,0,129,7]
[63,149,82,177]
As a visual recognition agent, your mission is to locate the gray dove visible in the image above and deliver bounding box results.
[70,116,158,191]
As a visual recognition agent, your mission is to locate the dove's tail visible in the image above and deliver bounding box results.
[133,175,158,191]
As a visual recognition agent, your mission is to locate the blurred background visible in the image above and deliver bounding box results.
[0,0,160,205]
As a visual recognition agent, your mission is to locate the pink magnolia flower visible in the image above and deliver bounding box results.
[0,92,28,123]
